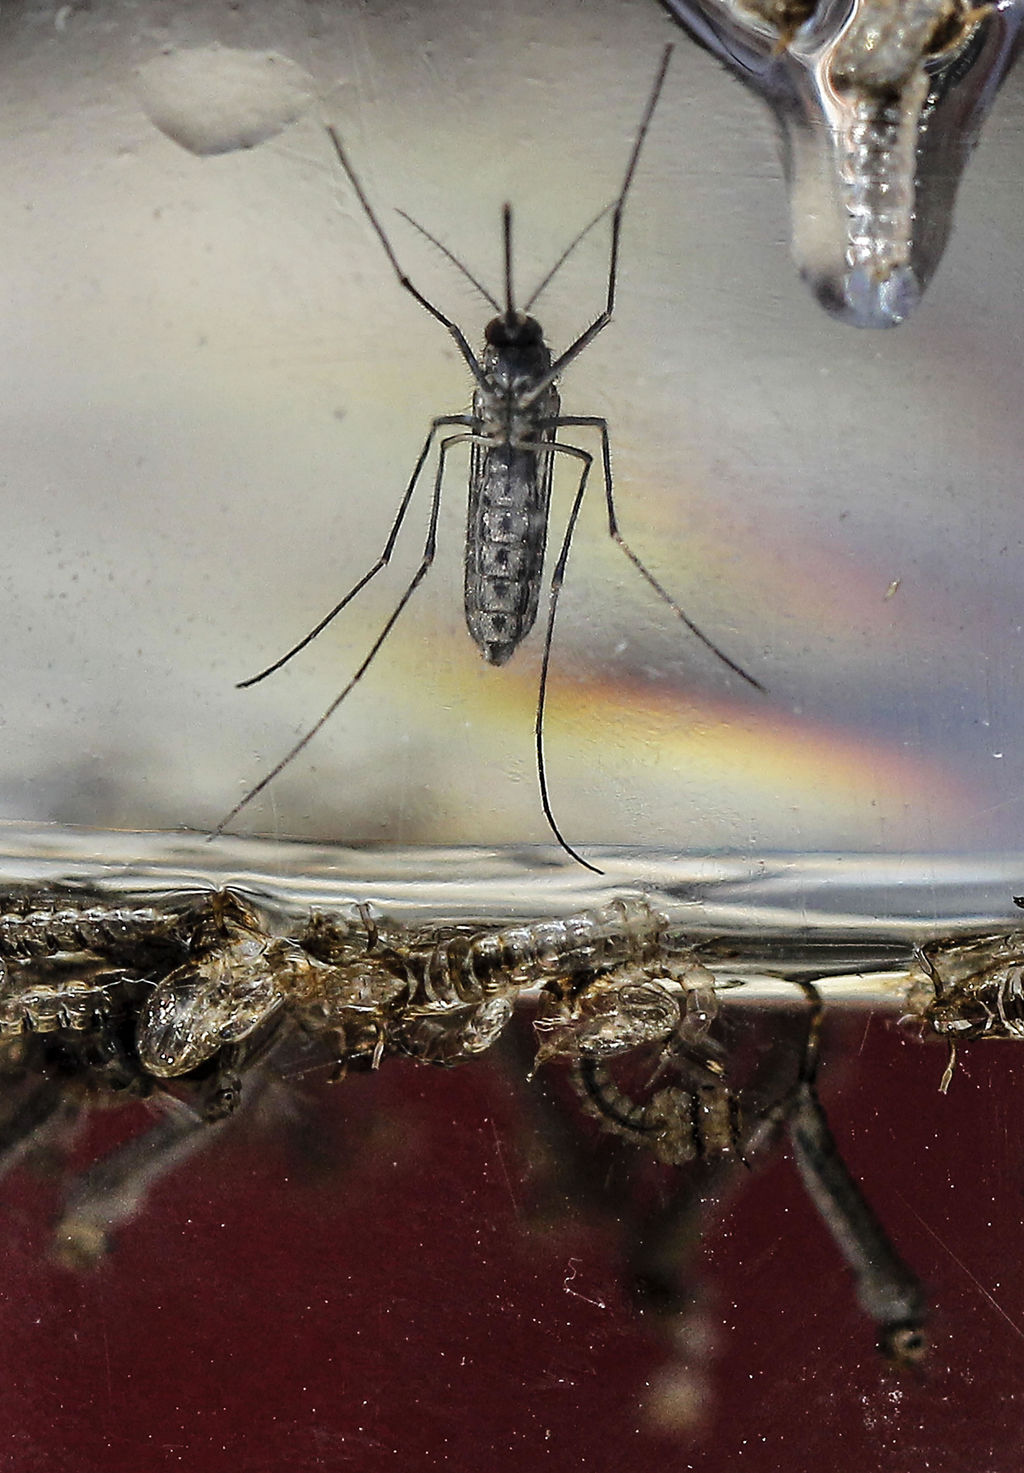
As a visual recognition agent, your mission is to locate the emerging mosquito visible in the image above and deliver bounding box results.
[217,44,763,871]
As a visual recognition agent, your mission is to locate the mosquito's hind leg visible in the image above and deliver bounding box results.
[238,413,473,688]
[215,432,474,836]
[529,416,761,874]
[525,439,600,874]
[552,415,765,693]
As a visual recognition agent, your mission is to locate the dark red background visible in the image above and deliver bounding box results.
[0,1012,1020,1473]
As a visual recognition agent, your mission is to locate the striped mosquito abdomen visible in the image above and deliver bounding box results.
[465,439,554,666]
[465,326,560,666]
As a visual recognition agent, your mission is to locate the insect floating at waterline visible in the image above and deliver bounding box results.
[0,888,708,1262]
[912,926,1024,1090]
[0,883,926,1366]
[215,43,764,872]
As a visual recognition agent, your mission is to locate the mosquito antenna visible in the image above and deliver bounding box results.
[395,209,501,313]
[523,202,614,314]
[502,203,515,317]
[519,43,674,408]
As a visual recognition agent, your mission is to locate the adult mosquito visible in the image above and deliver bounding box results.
[217,43,763,872]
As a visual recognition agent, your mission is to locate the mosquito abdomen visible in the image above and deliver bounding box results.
[465,440,555,666]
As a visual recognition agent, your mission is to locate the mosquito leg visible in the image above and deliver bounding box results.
[522,44,673,403]
[785,980,927,1363]
[238,414,474,688]
[527,440,601,875]
[551,415,765,692]
[324,126,491,393]
[214,433,474,837]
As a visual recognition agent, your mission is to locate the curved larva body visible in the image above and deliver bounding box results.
[661,0,1019,326]
[574,1059,741,1168]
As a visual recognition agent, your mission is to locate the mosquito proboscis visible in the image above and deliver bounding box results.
[215,44,764,871]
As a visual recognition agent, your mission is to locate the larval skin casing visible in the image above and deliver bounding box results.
[660,0,1024,326]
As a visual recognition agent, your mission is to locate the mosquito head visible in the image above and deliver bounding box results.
[484,312,543,350]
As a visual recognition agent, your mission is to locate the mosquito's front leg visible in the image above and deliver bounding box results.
[521,44,673,404]
[325,126,491,394]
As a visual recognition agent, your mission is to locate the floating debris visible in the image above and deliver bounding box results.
[0,884,926,1367]
[913,928,1024,1088]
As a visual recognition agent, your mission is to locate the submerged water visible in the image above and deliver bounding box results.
[0,825,1022,1471]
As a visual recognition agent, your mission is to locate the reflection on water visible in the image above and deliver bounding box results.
[1,830,1023,1466]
